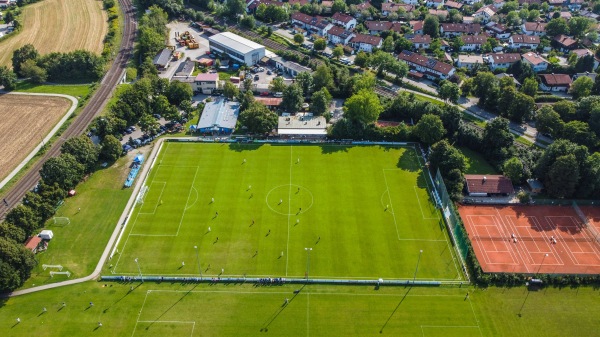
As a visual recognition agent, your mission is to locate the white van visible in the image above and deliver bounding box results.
[273,92,283,98]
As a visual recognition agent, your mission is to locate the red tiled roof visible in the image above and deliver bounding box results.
[523,22,546,32]
[441,23,481,34]
[510,34,540,44]
[409,34,432,44]
[461,34,488,44]
[398,50,454,75]
[522,52,547,65]
[255,97,283,106]
[465,175,514,194]
[332,12,354,24]
[195,73,219,82]
[291,12,314,25]
[24,236,42,251]
[554,34,577,47]
[327,25,353,38]
[486,53,521,63]
[350,33,382,46]
[445,1,463,9]
[410,20,424,31]
[539,74,572,86]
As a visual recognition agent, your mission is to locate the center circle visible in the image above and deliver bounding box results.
[266,184,314,216]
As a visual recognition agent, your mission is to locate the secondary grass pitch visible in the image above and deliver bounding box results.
[112,143,461,281]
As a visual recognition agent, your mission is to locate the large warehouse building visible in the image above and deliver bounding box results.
[208,32,265,66]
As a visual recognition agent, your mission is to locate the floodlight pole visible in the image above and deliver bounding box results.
[134,258,143,283]
[412,250,423,284]
[304,247,312,281]
[536,253,548,277]
[194,245,203,280]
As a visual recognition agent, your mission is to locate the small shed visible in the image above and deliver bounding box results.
[464,174,515,197]
[527,179,544,194]
[24,236,43,253]
[153,48,173,70]
[39,230,54,240]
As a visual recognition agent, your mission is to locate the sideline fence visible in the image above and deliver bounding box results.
[574,201,600,244]
[434,169,470,282]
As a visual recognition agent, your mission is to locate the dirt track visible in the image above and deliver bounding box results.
[0,94,70,181]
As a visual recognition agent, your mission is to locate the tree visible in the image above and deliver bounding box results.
[569,76,594,99]
[39,154,85,190]
[310,87,332,116]
[3,10,15,24]
[223,81,239,99]
[382,36,394,52]
[240,15,255,29]
[482,117,514,165]
[100,135,122,163]
[312,65,334,91]
[295,72,313,96]
[0,222,25,244]
[505,11,521,27]
[224,0,245,18]
[269,76,286,93]
[535,106,563,137]
[503,157,524,184]
[438,81,461,103]
[331,0,347,13]
[282,83,304,112]
[0,66,17,91]
[354,51,369,68]
[553,100,577,122]
[61,135,99,173]
[507,60,535,84]
[294,33,305,45]
[568,17,592,38]
[19,59,47,84]
[5,205,40,237]
[166,80,193,106]
[590,105,600,138]
[473,72,500,110]
[423,15,439,38]
[546,154,580,198]
[12,44,38,75]
[561,121,598,148]
[451,36,464,52]
[428,140,467,176]
[520,77,538,97]
[545,18,570,37]
[332,45,344,59]
[352,72,376,93]
[139,56,158,78]
[238,102,277,134]
[313,38,326,51]
[343,89,383,124]
[0,237,36,292]
[414,114,446,145]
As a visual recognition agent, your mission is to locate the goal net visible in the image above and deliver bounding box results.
[137,185,149,205]
[53,217,70,225]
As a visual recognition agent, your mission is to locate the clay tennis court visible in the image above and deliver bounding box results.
[458,204,600,274]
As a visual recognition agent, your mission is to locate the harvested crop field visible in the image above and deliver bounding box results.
[0,0,107,67]
[0,94,71,181]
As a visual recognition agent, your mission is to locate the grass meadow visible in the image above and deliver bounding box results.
[111,143,461,281]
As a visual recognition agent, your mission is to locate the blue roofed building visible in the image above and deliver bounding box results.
[197,99,240,134]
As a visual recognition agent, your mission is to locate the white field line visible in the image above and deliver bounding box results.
[496,209,529,273]
[382,170,401,240]
[131,290,152,337]
[286,146,292,276]
[413,186,440,220]
[306,292,310,337]
[176,167,199,236]
[138,182,166,215]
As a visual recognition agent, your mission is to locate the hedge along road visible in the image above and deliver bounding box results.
[0,0,137,296]
[0,92,78,190]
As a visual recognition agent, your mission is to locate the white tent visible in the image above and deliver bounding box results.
[39,230,54,240]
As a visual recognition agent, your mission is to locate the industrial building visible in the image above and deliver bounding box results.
[208,32,265,66]
[196,99,240,134]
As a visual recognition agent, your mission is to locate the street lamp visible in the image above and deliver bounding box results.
[304,247,312,281]
[194,245,202,280]
[413,250,423,284]
[134,258,143,283]
[536,253,548,277]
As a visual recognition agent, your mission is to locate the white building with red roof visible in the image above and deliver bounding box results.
[398,50,456,80]
[350,33,383,52]
[332,12,357,30]
[522,52,549,72]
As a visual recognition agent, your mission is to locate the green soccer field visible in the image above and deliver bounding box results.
[111,142,462,281]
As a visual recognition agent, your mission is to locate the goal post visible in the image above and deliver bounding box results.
[53,217,70,225]
[136,185,149,205]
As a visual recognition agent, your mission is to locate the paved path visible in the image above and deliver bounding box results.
[0,92,78,190]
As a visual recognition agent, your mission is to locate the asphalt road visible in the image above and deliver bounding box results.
[0,0,136,218]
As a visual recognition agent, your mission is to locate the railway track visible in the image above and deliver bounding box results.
[0,0,136,218]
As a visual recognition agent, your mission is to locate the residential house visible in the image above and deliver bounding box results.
[508,34,540,49]
[246,0,285,12]
[547,0,566,9]
[428,9,449,19]
[573,72,597,82]
[580,9,600,21]
[568,0,584,11]
[426,0,444,7]
[474,5,497,23]
[485,22,511,39]
[518,0,541,5]
[410,20,424,34]
[401,0,419,4]
[332,12,357,30]
[571,49,600,70]
[288,0,309,6]
[457,55,484,69]
[192,72,219,94]
[291,13,333,36]
[554,35,578,52]
[354,1,374,16]
[462,16,476,24]
[539,74,572,92]
[398,50,456,80]
[321,0,333,13]
[440,23,481,37]
[483,53,521,70]
[546,11,571,20]
[444,1,463,10]
[350,33,383,52]
[496,73,521,87]
[381,2,414,15]
[460,34,488,51]
[492,0,505,8]
[522,52,549,72]
[365,21,403,35]
[463,0,482,4]
[327,26,355,45]
[522,22,546,36]
[408,34,432,49]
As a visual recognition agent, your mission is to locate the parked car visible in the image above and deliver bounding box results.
[260,91,270,96]
[153,114,161,119]
[254,74,259,81]
[274,92,283,98]
[267,70,272,75]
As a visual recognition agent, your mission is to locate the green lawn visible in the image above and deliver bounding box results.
[13,82,94,98]
[19,154,136,288]
[111,143,460,281]
[459,147,499,175]
[1,281,599,337]
[412,92,444,106]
